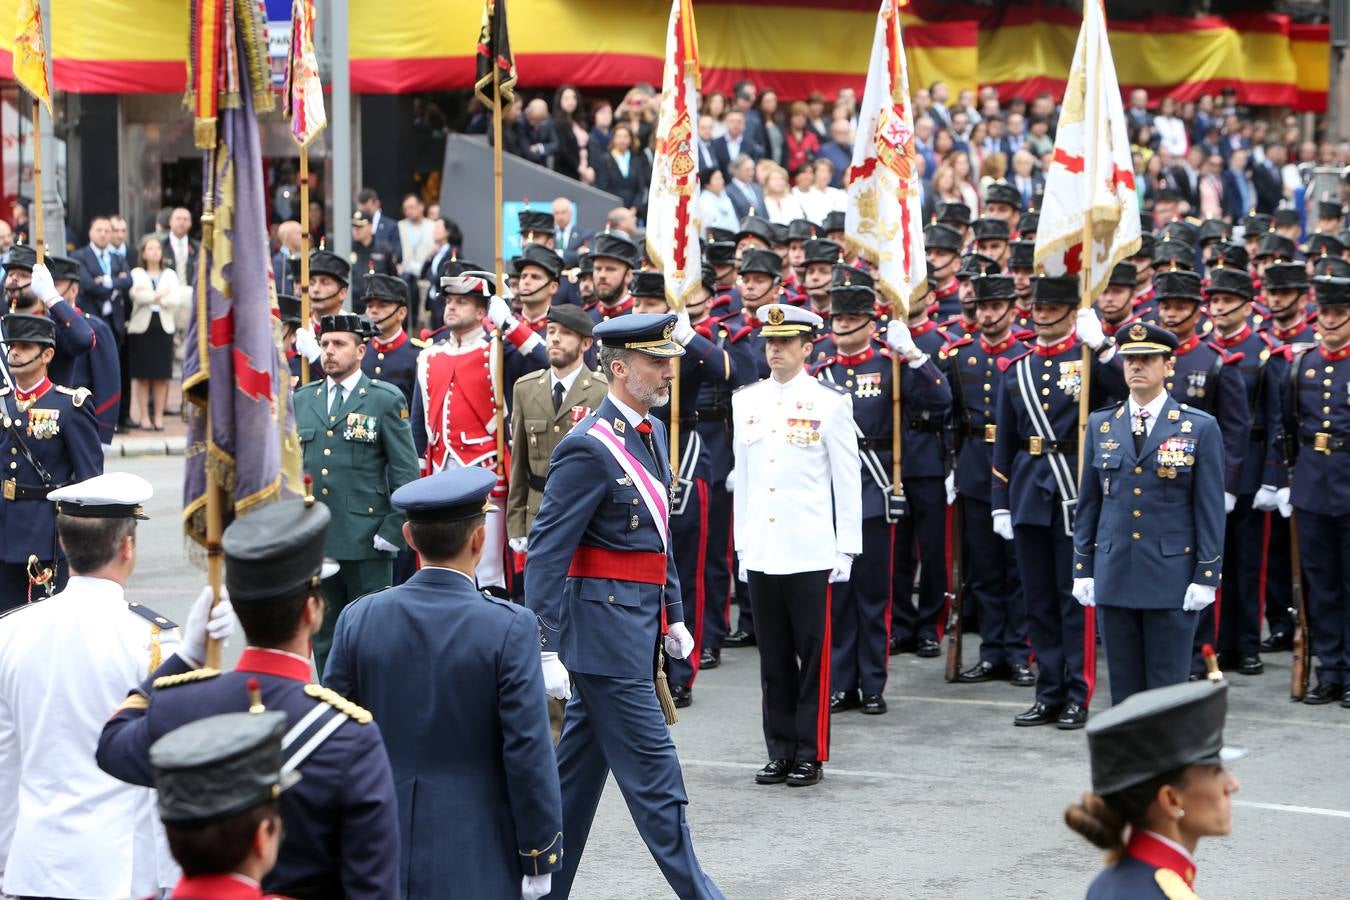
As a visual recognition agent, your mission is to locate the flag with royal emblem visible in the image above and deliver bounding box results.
[284,0,326,147]
[13,0,51,109]
[1033,0,1140,298]
[647,0,702,311]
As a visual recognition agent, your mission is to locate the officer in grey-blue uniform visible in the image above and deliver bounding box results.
[97,495,400,899]
[524,313,721,900]
[0,313,103,610]
[1074,322,1226,704]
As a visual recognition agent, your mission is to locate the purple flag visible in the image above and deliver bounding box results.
[183,23,302,550]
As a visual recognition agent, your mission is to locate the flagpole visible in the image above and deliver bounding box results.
[491,63,507,478]
[30,99,43,264]
[299,150,312,384]
[892,349,902,497]
[198,150,225,670]
[1077,218,1093,479]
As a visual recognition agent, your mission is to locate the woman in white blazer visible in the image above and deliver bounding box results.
[127,236,181,430]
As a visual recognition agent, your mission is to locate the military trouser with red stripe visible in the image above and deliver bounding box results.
[1013,525,1095,709]
[748,569,832,763]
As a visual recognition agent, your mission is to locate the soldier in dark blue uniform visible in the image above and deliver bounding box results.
[348,210,399,315]
[1204,264,1285,676]
[1284,276,1350,706]
[359,272,422,405]
[1096,262,1148,339]
[0,313,102,610]
[1067,678,1244,899]
[817,267,951,713]
[972,217,1011,270]
[983,179,1023,233]
[992,277,1126,729]
[97,495,400,898]
[925,223,964,321]
[1074,323,1227,703]
[291,250,351,383]
[1007,240,1035,317]
[279,292,305,385]
[735,215,775,262]
[941,274,1033,685]
[936,201,973,247]
[801,238,841,322]
[48,254,121,446]
[3,246,95,392]
[704,241,741,320]
[325,467,563,899]
[524,314,720,899]
[1151,267,1250,674]
[587,231,640,323]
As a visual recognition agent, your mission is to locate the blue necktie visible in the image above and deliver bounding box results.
[98,250,110,275]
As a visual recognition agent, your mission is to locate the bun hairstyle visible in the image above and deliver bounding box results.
[1064,767,1191,860]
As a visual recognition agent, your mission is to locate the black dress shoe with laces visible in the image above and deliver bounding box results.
[830,690,861,713]
[786,760,823,787]
[754,759,792,784]
[1013,702,1062,726]
[1237,654,1263,675]
[724,630,756,648]
[915,636,942,658]
[1260,630,1293,653]
[861,693,887,715]
[700,647,720,669]
[1304,682,1345,705]
[670,684,692,708]
[958,660,1009,683]
[1055,702,1088,730]
[1010,663,1036,686]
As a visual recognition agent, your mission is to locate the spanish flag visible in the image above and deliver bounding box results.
[14,0,51,109]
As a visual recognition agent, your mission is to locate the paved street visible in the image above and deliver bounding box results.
[117,455,1350,899]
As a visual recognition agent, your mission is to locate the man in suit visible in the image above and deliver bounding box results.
[1009,150,1045,211]
[695,114,719,183]
[324,467,563,900]
[73,215,133,429]
[293,313,420,671]
[818,119,854,189]
[161,207,199,287]
[1074,322,1226,704]
[1221,149,1255,223]
[724,155,766,223]
[711,110,763,180]
[272,220,302,297]
[524,313,720,899]
[420,217,457,328]
[47,254,121,446]
[97,496,400,898]
[356,187,399,249]
[552,197,592,268]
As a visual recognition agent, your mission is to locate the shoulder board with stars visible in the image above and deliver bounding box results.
[304,683,374,724]
[818,380,849,396]
[127,601,177,630]
[153,667,221,689]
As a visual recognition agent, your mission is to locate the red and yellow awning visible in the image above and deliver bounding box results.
[0,0,1328,113]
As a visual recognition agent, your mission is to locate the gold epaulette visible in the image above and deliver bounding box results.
[54,385,92,407]
[153,667,221,689]
[411,336,428,349]
[303,683,374,724]
[1155,869,1200,900]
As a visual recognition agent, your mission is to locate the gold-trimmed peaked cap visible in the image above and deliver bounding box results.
[594,311,685,358]
[757,303,822,337]
[1116,321,1179,357]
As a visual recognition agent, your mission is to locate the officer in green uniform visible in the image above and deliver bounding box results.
[293,313,420,670]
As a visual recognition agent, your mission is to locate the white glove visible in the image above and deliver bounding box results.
[1224,492,1237,514]
[1076,308,1106,351]
[508,537,529,554]
[884,320,918,358]
[1275,486,1292,519]
[737,560,749,583]
[992,509,1014,541]
[1252,484,1279,512]
[540,651,571,700]
[1183,583,1217,612]
[829,553,853,583]
[944,471,957,506]
[522,874,552,900]
[724,469,735,493]
[373,534,399,554]
[1072,577,1096,607]
[29,263,59,307]
[487,294,516,329]
[180,585,236,667]
[673,311,696,345]
[663,622,695,660]
[294,326,321,363]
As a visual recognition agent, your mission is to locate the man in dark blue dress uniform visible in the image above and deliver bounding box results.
[0,313,102,609]
[291,250,352,384]
[816,267,951,713]
[524,313,720,899]
[924,223,964,321]
[47,254,121,446]
[1097,262,1149,340]
[941,274,1034,686]
[587,232,640,323]
[97,494,400,898]
[325,467,563,899]
[3,246,95,389]
[992,277,1126,729]
[360,272,423,405]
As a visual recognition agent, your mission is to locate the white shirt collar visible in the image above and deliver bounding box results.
[608,392,647,429]
[418,564,477,586]
[327,369,363,396]
[550,364,582,397]
[61,575,125,602]
[1129,389,1168,428]
[771,368,811,390]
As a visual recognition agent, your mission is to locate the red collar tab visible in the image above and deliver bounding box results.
[521,314,549,334]
[981,334,1017,355]
[1274,316,1309,341]
[1174,333,1202,356]
[1322,343,1350,363]
[15,377,52,403]
[910,317,938,337]
[1126,831,1196,888]
[836,346,876,366]
[1133,287,1155,306]
[372,329,409,353]
[936,279,959,299]
[1102,314,1139,337]
[171,874,264,900]
[600,296,634,318]
[235,647,312,683]
[1214,323,1252,349]
[1034,333,1077,356]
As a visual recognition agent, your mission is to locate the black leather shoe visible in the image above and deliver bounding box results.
[1340,691,1350,710]
[1304,682,1345,705]
[1237,654,1264,675]
[861,693,887,715]
[1014,702,1062,726]
[915,637,942,658]
[700,647,720,669]
[1260,630,1293,653]
[785,760,823,787]
[754,758,792,785]
[1010,663,1036,686]
[1056,703,1089,730]
[670,684,692,708]
[830,690,861,714]
[958,660,1010,683]
[724,630,756,648]
[889,636,915,656]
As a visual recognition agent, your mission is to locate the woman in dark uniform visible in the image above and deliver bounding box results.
[1065,661,1244,899]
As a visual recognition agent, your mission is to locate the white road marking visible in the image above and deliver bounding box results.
[1234,800,1350,819]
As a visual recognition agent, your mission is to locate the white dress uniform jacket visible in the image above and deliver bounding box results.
[731,370,863,573]
[0,576,180,898]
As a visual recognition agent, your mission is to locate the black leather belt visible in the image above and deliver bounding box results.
[858,436,891,451]
[528,474,548,491]
[1,479,59,502]
[907,418,944,435]
[1303,432,1350,454]
[967,423,997,443]
[1023,437,1076,456]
